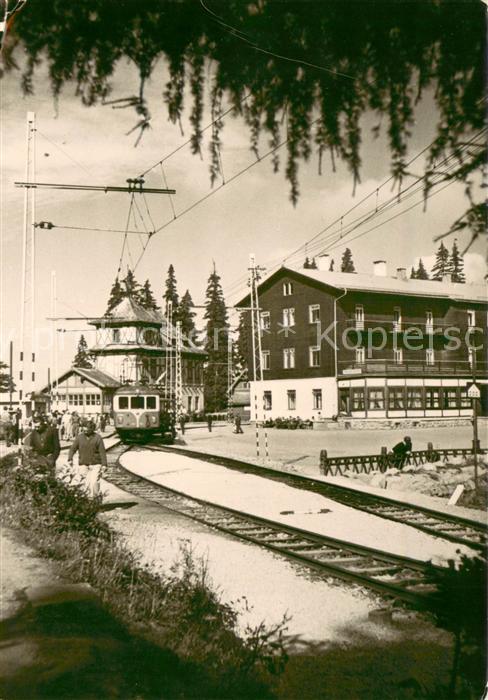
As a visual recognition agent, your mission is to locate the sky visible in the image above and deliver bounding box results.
[1,51,485,395]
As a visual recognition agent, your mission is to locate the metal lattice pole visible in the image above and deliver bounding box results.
[175,321,183,418]
[249,254,269,460]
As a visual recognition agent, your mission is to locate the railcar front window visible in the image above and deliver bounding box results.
[130,396,145,409]
[146,396,157,409]
[118,397,129,409]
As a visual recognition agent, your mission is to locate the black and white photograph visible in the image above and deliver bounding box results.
[0,1,486,698]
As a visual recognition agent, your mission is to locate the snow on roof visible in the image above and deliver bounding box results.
[285,266,487,302]
[91,297,163,325]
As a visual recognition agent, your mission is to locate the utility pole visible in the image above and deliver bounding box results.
[249,254,268,460]
[9,341,13,409]
[175,321,183,418]
[19,111,36,420]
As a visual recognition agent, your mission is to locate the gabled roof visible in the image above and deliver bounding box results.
[39,366,121,394]
[237,265,487,304]
[90,297,163,326]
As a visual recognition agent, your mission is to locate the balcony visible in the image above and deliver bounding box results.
[343,319,480,336]
[339,359,488,377]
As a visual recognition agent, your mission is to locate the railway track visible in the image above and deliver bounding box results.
[105,443,448,609]
[147,443,487,552]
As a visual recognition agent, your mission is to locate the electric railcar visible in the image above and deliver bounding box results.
[113,384,175,443]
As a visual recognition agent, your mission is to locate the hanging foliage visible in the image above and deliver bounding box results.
[4,0,485,227]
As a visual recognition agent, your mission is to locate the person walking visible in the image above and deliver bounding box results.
[234,414,244,434]
[71,411,80,439]
[207,414,213,432]
[39,415,61,469]
[100,413,106,433]
[67,420,107,498]
[178,415,186,435]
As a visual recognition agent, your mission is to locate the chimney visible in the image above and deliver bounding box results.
[397,267,407,281]
[317,253,330,271]
[442,273,452,284]
[373,260,387,277]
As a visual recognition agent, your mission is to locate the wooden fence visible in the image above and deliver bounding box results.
[319,444,486,476]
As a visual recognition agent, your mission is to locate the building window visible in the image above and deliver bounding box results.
[187,396,192,413]
[467,310,476,328]
[112,329,121,343]
[425,388,441,409]
[355,346,365,364]
[283,348,295,369]
[460,388,471,408]
[283,281,294,296]
[393,307,402,331]
[355,305,364,330]
[407,387,423,409]
[287,390,296,410]
[368,388,385,410]
[312,389,322,410]
[426,348,435,366]
[444,388,458,409]
[68,393,84,406]
[262,350,270,370]
[393,348,403,365]
[263,391,272,410]
[309,346,320,367]
[194,396,200,412]
[309,304,320,323]
[352,388,365,411]
[85,393,101,406]
[388,387,405,410]
[339,388,350,413]
[426,311,434,332]
[282,308,295,327]
[260,311,270,330]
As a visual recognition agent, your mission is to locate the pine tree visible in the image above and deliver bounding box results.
[410,266,417,279]
[416,258,429,280]
[341,248,356,273]
[0,361,15,393]
[449,239,466,283]
[236,311,251,373]
[203,264,229,412]
[431,242,450,281]
[163,264,179,316]
[73,335,93,368]
[179,289,197,340]
[329,258,335,272]
[105,277,125,314]
[122,269,141,298]
[138,279,158,310]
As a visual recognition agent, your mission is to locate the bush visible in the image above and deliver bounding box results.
[0,452,287,698]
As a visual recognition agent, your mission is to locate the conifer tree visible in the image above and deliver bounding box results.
[410,266,417,279]
[163,264,179,316]
[179,290,197,340]
[0,361,15,393]
[73,335,93,368]
[329,258,335,272]
[431,242,450,281]
[203,264,229,412]
[449,239,466,283]
[341,248,356,273]
[236,312,251,373]
[416,258,430,280]
[122,269,141,298]
[105,277,125,314]
[138,279,158,310]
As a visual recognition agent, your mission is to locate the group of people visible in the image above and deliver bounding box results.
[19,411,109,498]
[177,413,244,435]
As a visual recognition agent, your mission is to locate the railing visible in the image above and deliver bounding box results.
[339,359,488,376]
[319,446,486,476]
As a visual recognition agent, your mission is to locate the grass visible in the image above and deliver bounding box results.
[0,451,287,699]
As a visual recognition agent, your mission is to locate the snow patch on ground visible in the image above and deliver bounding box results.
[120,451,472,565]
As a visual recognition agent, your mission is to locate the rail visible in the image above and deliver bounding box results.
[319,446,487,476]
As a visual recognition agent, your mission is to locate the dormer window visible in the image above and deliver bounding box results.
[113,329,120,343]
[283,281,294,296]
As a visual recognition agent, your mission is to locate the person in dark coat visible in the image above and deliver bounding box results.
[392,436,412,468]
[207,414,213,432]
[40,416,61,468]
[234,415,243,434]
[178,415,186,435]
